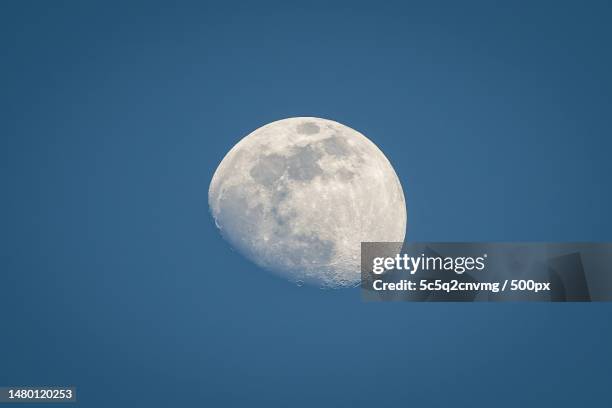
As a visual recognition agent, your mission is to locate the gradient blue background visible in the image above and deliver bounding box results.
[2,1,611,406]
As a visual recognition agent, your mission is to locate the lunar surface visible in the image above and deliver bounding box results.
[209,117,406,288]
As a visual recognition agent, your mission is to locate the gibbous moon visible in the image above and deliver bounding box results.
[209,117,406,288]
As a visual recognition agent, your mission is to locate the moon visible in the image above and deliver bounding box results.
[209,117,406,288]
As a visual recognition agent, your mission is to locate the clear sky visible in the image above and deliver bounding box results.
[2,1,612,406]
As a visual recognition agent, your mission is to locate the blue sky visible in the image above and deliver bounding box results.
[2,1,611,406]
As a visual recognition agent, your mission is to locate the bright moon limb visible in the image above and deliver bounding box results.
[209,117,407,288]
